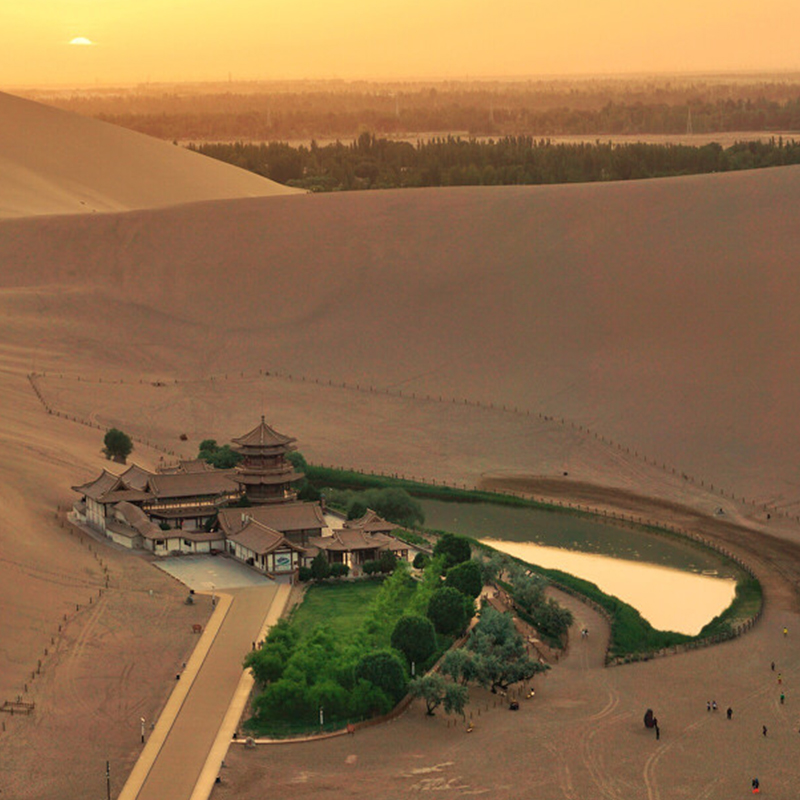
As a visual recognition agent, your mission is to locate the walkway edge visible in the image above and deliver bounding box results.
[117,593,233,800]
[188,583,292,800]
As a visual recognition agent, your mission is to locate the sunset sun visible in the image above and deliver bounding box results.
[68,37,94,45]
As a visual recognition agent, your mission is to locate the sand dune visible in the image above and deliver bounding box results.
[1,166,800,509]
[0,92,299,219]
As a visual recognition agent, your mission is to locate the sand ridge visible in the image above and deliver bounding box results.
[0,91,300,219]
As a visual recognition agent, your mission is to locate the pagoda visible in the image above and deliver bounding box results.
[230,416,303,505]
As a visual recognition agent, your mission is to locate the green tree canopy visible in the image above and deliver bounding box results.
[346,499,369,520]
[354,650,408,702]
[433,533,472,569]
[409,674,468,716]
[103,427,133,462]
[464,606,548,692]
[445,560,483,599]
[413,552,430,570]
[244,619,298,686]
[325,486,424,528]
[198,439,241,469]
[427,586,473,635]
[391,615,437,666]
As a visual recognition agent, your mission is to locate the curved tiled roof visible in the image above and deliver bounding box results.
[119,463,153,491]
[218,502,325,536]
[72,469,125,501]
[231,416,296,450]
[146,470,237,499]
[228,519,305,555]
[342,508,398,534]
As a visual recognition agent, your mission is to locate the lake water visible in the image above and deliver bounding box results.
[420,499,738,635]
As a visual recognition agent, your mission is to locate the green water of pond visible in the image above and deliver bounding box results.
[420,499,738,635]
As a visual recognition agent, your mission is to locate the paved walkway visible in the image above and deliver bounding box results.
[118,583,290,800]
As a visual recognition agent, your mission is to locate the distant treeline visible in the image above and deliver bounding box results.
[29,78,800,141]
[188,134,800,191]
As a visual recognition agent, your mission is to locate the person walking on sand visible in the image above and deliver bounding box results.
[762,725,768,737]
[778,672,783,685]
[712,700,717,711]
[707,700,711,712]
[780,692,785,705]
[727,707,733,720]
[771,661,775,671]
[752,777,760,794]
[655,722,660,740]
[784,627,788,638]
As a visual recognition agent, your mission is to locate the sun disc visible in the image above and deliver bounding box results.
[69,37,95,46]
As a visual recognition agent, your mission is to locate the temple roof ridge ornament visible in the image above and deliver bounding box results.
[231,416,296,450]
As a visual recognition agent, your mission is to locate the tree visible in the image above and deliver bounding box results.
[103,428,133,462]
[465,606,548,692]
[413,552,429,569]
[365,488,424,528]
[531,598,574,641]
[347,499,368,520]
[439,648,471,685]
[244,619,298,686]
[311,552,331,581]
[433,533,472,569]
[409,674,468,716]
[427,587,473,635]
[197,441,241,469]
[287,451,320,501]
[445,560,483,599]
[478,551,506,584]
[391,615,437,665]
[512,571,547,615]
[354,650,408,702]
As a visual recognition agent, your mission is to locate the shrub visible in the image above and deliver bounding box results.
[329,563,350,579]
[311,553,331,581]
[298,566,313,582]
[413,552,430,569]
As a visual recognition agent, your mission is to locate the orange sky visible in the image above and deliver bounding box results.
[2,0,800,87]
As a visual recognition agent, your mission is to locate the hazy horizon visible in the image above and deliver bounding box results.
[3,0,800,88]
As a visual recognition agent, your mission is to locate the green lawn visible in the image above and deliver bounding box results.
[290,579,384,639]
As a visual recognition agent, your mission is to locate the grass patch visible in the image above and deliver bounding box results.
[698,576,763,638]
[290,579,384,640]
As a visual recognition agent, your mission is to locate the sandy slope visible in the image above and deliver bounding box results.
[1,167,800,508]
[0,92,300,219]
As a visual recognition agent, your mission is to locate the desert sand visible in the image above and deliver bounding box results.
[1,93,799,799]
[0,91,300,219]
